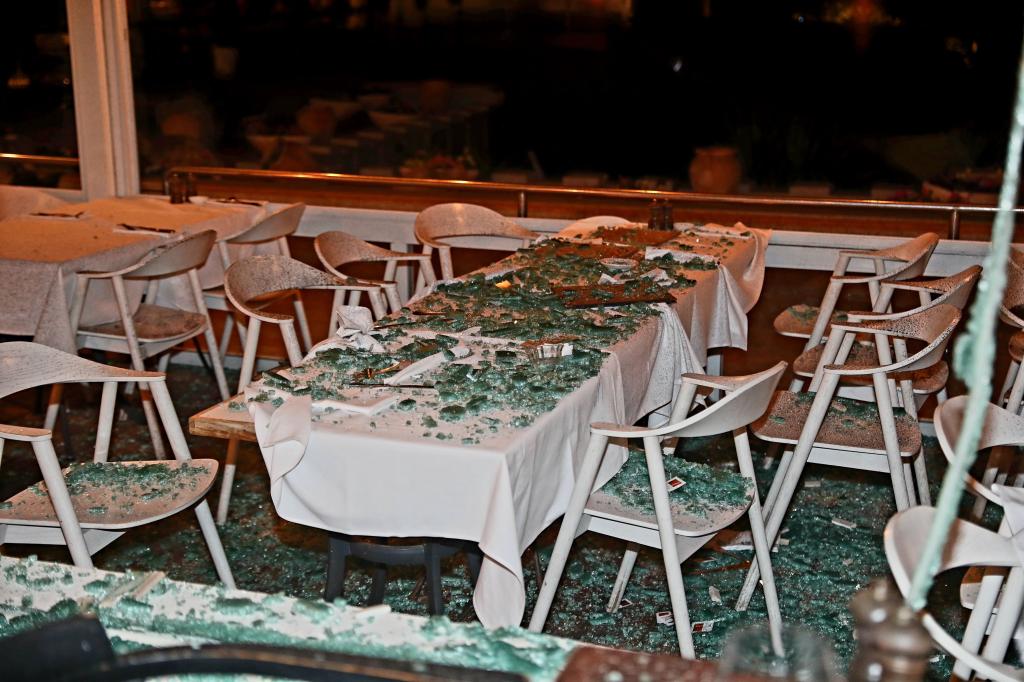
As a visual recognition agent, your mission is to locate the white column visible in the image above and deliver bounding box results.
[66,0,139,198]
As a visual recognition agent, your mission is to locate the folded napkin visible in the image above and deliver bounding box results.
[247,387,312,489]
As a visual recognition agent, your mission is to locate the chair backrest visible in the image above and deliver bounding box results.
[648,362,787,440]
[128,230,217,279]
[225,254,342,321]
[228,203,306,245]
[414,203,535,246]
[835,303,960,376]
[897,265,981,312]
[0,342,158,398]
[557,215,630,238]
[934,396,1024,506]
[885,506,1023,682]
[314,230,394,269]
[870,232,939,267]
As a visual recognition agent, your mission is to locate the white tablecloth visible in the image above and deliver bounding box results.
[0,196,268,352]
[248,225,769,628]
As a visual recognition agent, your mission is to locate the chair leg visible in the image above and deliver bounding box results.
[466,543,482,587]
[911,447,930,506]
[324,533,352,601]
[1003,358,1019,411]
[383,283,402,314]
[981,566,1024,667]
[872,372,911,511]
[201,327,230,401]
[148,380,235,588]
[1008,359,1024,416]
[424,542,445,616]
[760,447,794,517]
[292,293,313,353]
[44,384,62,430]
[528,433,609,632]
[218,314,235,361]
[736,375,839,611]
[32,439,92,568]
[735,430,785,654]
[954,565,1009,680]
[217,438,240,525]
[606,545,639,613]
[192,500,236,588]
[641,436,695,658]
[369,566,388,605]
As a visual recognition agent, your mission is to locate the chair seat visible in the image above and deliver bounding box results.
[793,342,949,394]
[0,460,217,530]
[753,391,922,456]
[79,304,206,343]
[585,453,754,538]
[1011,330,1024,363]
[773,304,850,339]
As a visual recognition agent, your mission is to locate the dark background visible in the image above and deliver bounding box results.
[3,1,1023,192]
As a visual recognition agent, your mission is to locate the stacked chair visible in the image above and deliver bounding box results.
[735,233,980,611]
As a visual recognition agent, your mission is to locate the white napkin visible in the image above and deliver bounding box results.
[598,273,619,285]
[645,247,718,265]
[384,345,471,385]
[247,388,313,489]
[335,305,384,352]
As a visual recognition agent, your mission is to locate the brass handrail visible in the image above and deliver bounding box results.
[0,153,79,168]
[160,165,1024,240]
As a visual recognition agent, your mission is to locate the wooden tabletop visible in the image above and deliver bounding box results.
[189,397,257,443]
[556,647,770,682]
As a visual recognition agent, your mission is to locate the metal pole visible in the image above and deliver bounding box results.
[517,190,528,218]
[949,208,961,240]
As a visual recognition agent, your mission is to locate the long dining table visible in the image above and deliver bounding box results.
[189,222,770,629]
[0,195,270,353]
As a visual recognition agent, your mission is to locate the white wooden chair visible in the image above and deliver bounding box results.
[204,203,313,360]
[556,215,630,239]
[529,362,788,658]
[791,265,980,400]
[413,203,537,282]
[216,254,365,524]
[67,230,229,460]
[0,342,234,587]
[885,506,1024,682]
[933,395,1024,679]
[314,229,435,326]
[735,303,961,611]
[967,260,1024,522]
[773,232,939,349]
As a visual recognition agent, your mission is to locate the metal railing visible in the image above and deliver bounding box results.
[160,165,1024,242]
[0,152,79,169]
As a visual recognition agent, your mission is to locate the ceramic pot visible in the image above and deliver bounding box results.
[689,146,742,194]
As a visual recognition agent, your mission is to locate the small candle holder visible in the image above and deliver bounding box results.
[168,174,188,204]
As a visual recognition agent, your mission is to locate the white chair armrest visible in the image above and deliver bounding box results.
[0,423,52,442]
